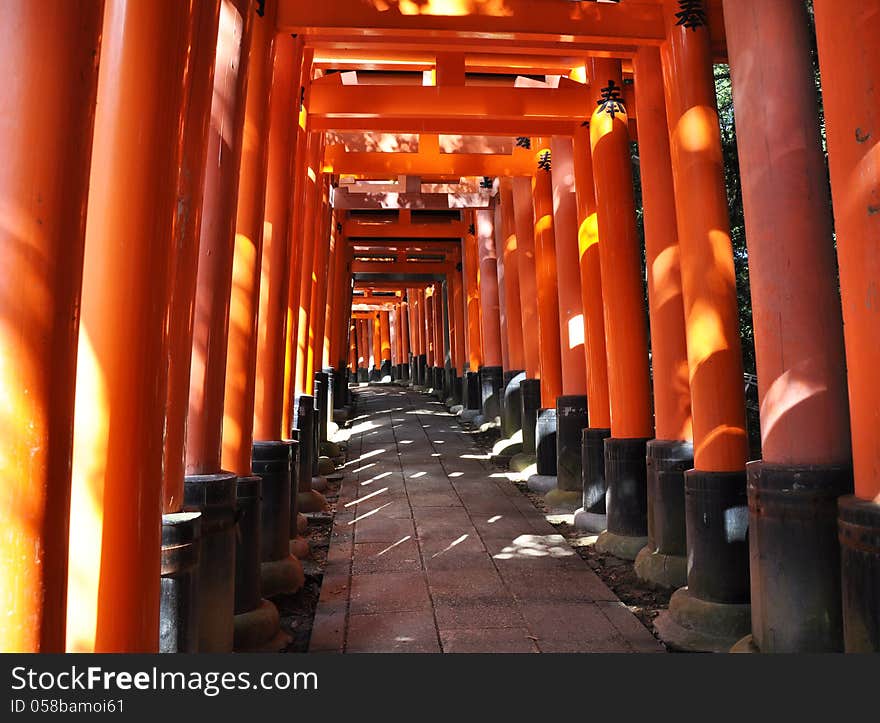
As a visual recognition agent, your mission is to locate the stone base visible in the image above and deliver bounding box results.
[573,509,607,534]
[730,634,760,653]
[509,453,536,473]
[261,554,305,597]
[295,513,308,536]
[492,432,523,459]
[289,536,310,560]
[321,440,343,458]
[449,404,464,415]
[234,599,290,653]
[459,409,479,424]
[297,489,329,513]
[634,545,687,589]
[332,409,348,424]
[543,488,582,514]
[317,456,335,476]
[595,530,648,561]
[653,587,751,653]
[526,474,557,495]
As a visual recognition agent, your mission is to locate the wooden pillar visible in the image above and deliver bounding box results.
[163,1,222,513]
[401,298,411,362]
[372,312,382,372]
[512,177,542,380]
[222,5,275,476]
[812,0,880,653]
[654,0,751,652]
[493,201,511,371]
[531,138,564,407]
[67,0,196,652]
[451,268,467,375]
[186,0,254,477]
[254,33,303,441]
[476,209,503,368]
[463,218,484,371]
[0,1,103,653]
[424,291,435,367]
[573,123,611,429]
[281,49,314,435]
[498,178,526,373]
[380,311,392,362]
[550,137,588,396]
[307,184,331,383]
[434,283,446,368]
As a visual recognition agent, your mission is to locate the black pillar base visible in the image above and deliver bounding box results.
[333,362,348,408]
[635,439,694,589]
[519,379,541,455]
[574,428,611,533]
[324,368,335,428]
[368,368,381,382]
[401,360,411,383]
[356,368,368,382]
[252,440,304,598]
[286,436,301,535]
[748,461,851,652]
[183,471,237,653]
[838,494,880,652]
[556,395,587,493]
[464,370,481,410]
[501,371,525,439]
[233,476,262,617]
[595,437,650,560]
[418,354,427,386]
[444,365,454,400]
[160,511,201,653]
[313,371,329,442]
[433,366,445,394]
[292,395,315,495]
[480,365,503,420]
[380,359,392,380]
[536,407,557,476]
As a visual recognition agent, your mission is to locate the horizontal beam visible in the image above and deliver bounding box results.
[349,239,461,253]
[279,0,665,46]
[333,189,491,210]
[354,280,435,291]
[352,261,454,275]
[310,84,593,132]
[345,220,466,238]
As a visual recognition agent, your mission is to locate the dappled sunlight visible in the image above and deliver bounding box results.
[348,501,393,524]
[361,471,393,486]
[409,471,426,478]
[676,105,722,156]
[66,328,109,652]
[686,298,729,370]
[430,533,470,558]
[343,447,386,468]
[492,534,575,560]
[376,536,412,556]
[369,0,513,18]
[460,453,491,460]
[650,245,683,308]
[344,487,389,508]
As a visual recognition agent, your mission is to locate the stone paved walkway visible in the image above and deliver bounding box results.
[309,386,664,653]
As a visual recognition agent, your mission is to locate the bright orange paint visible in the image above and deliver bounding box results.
[476,209,504,368]
[531,138,564,407]
[572,122,611,429]
[0,1,103,653]
[662,1,748,472]
[633,47,692,443]
[498,178,526,372]
[67,0,196,653]
[512,176,542,380]
[590,80,653,440]
[187,0,254,476]
[222,4,276,477]
[813,0,879,499]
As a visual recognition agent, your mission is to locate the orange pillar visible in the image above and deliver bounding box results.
[307,186,331,383]
[67,0,194,653]
[281,49,314,435]
[573,123,611,429]
[493,202,511,372]
[463,221,484,372]
[451,268,467,380]
[348,322,357,374]
[222,4,275,477]
[654,0,751,650]
[401,299,411,366]
[476,210,503,368]
[372,312,382,375]
[531,139,564,408]
[512,177,541,380]
[424,291,435,368]
[812,0,879,652]
[380,310,392,378]
[186,0,254,477]
[631,46,694,588]
[498,178,526,373]
[163,1,222,514]
[255,33,303,442]
[434,285,446,370]
[0,2,103,653]
[294,134,324,396]
[549,137,588,396]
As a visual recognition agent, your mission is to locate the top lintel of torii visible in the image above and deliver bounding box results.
[276,0,727,63]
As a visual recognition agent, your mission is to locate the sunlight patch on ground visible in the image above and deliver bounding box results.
[431,534,469,558]
[492,534,576,559]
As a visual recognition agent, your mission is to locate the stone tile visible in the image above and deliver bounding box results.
[519,601,626,646]
[426,567,510,607]
[349,571,431,614]
[352,539,422,575]
[499,567,618,603]
[471,512,537,540]
[434,602,526,630]
[418,531,486,560]
[308,601,347,652]
[421,548,496,572]
[355,496,413,520]
[318,573,350,606]
[440,627,538,653]
[596,601,665,653]
[408,491,463,507]
[352,516,415,544]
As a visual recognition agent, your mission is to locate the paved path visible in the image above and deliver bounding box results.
[309,386,664,653]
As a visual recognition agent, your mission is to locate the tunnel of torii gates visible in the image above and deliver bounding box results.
[1,0,878,656]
